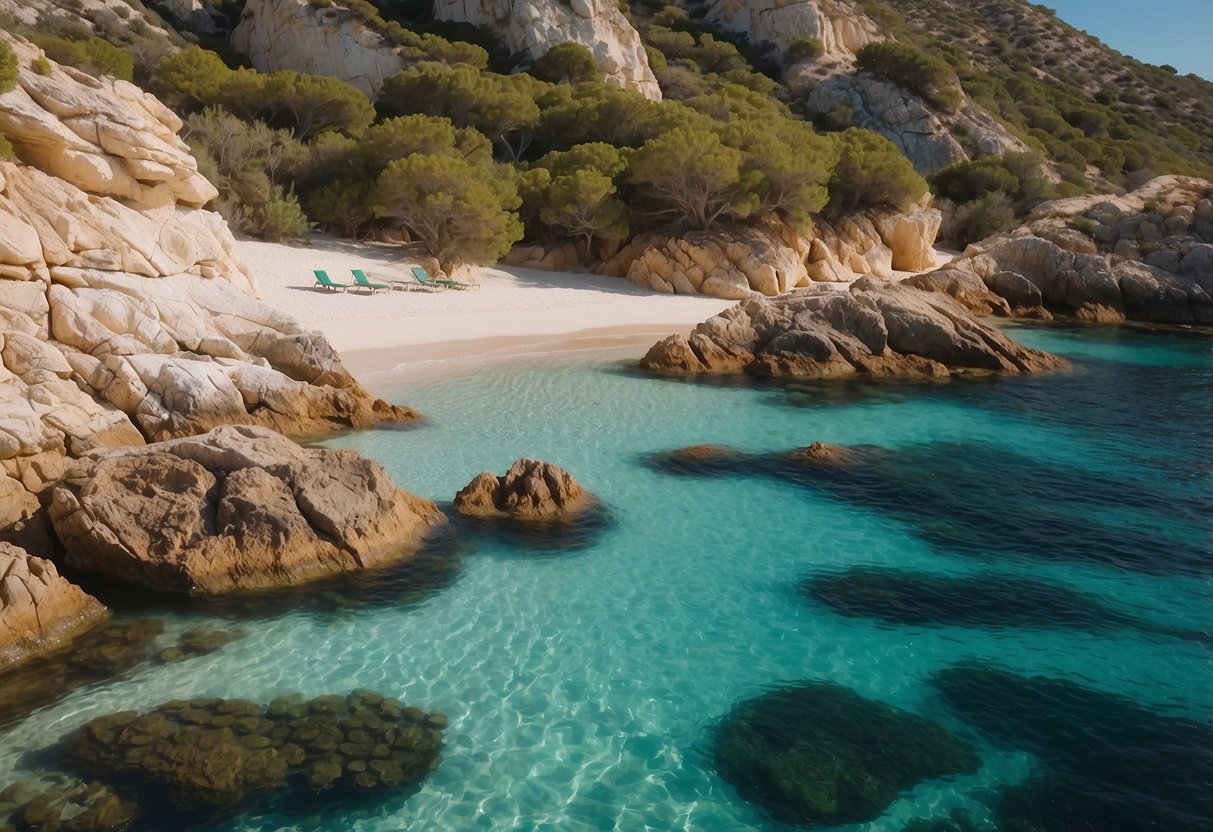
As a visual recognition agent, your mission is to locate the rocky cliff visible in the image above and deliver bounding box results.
[434,0,661,100]
[0,33,418,587]
[232,0,407,98]
[928,176,1213,324]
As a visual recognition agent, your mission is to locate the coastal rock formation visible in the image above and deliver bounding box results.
[434,0,661,100]
[804,74,1028,171]
[0,542,107,668]
[901,268,1011,316]
[934,176,1213,324]
[705,0,879,57]
[49,425,446,593]
[455,458,595,521]
[714,681,980,826]
[232,0,407,98]
[0,34,417,564]
[597,208,941,299]
[157,0,228,35]
[639,278,1065,378]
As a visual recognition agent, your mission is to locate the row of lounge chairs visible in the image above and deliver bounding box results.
[313,267,480,294]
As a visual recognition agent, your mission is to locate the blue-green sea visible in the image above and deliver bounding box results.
[1,322,1210,831]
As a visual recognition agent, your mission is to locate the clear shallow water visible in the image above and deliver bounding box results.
[1,322,1211,831]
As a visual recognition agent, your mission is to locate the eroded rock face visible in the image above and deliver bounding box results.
[454,459,595,521]
[434,0,661,100]
[639,278,1065,378]
[0,542,107,669]
[713,681,980,826]
[940,176,1213,325]
[233,0,407,98]
[706,0,879,57]
[49,425,446,593]
[805,74,1028,171]
[596,209,942,299]
[0,35,418,566]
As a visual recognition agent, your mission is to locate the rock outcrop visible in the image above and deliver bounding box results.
[639,278,1066,378]
[49,425,445,593]
[455,458,596,521]
[0,33,417,561]
[595,208,942,299]
[434,0,661,100]
[0,541,107,668]
[934,176,1213,325]
[156,0,228,35]
[232,0,407,98]
[706,0,879,57]
[803,74,1028,171]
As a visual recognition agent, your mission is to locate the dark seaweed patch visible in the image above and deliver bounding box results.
[932,664,1213,832]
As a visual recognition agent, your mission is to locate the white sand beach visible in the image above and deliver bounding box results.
[239,235,735,381]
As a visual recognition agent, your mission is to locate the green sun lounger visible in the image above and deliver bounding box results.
[351,269,391,294]
[411,266,480,291]
[313,269,349,292]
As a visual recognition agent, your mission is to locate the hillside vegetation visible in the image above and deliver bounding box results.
[0,0,1210,265]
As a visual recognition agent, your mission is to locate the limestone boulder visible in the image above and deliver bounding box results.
[944,177,1213,325]
[639,278,1066,378]
[0,541,108,668]
[49,425,447,593]
[233,0,407,98]
[434,0,660,100]
[902,268,1011,316]
[806,74,1028,172]
[705,0,879,57]
[455,459,596,521]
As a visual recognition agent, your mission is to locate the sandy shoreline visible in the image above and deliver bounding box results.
[240,235,734,382]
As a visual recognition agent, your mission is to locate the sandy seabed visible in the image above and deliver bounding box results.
[239,235,735,383]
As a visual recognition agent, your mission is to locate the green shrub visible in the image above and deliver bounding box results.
[531,42,602,86]
[32,35,134,81]
[1069,216,1097,237]
[948,190,1016,246]
[856,41,962,111]
[825,128,927,214]
[0,41,17,93]
[0,133,13,161]
[33,57,52,76]
[784,38,824,65]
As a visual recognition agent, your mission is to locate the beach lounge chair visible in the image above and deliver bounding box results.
[313,270,349,292]
[351,269,391,294]
[412,265,480,291]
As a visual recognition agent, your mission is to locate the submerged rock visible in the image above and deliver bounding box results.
[639,279,1066,379]
[646,440,1210,578]
[454,459,596,522]
[0,778,138,832]
[56,691,444,829]
[932,664,1213,831]
[155,627,248,664]
[803,567,1211,642]
[49,425,447,594]
[0,619,163,729]
[714,681,980,826]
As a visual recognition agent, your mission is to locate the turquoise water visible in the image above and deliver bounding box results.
[1,323,1210,830]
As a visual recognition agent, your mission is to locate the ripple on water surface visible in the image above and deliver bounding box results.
[0,327,1209,831]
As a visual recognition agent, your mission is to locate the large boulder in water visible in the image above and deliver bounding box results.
[48,425,446,593]
[714,681,980,826]
[454,458,596,522]
[640,278,1066,378]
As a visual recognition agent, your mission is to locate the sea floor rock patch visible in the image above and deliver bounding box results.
[49,425,446,593]
[713,681,980,827]
[28,691,445,830]
[932,664,1213,831]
